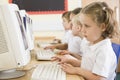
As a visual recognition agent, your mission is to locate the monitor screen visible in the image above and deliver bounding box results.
[0,4,31,79]
[15,11,28,50]
[23,16,27,30]
[19,10,34,50]
[27,17,34,41]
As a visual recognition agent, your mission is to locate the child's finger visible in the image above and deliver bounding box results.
[51,56,61,61]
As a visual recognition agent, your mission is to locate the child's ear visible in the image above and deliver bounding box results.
[101,23,106,31]
[77,25,82,31]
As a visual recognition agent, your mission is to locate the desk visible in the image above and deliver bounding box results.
[8,37,84,80]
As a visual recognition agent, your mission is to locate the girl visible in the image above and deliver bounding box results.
[53,2,117,80]
[59,14,83,59]
[45,11,72,50]
[61,11,73,44]
[45,8,82,50]
[68,14,83,55]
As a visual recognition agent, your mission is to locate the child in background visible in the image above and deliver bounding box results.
[61,11,73,44]
[45,11,72,50]
[68,14,83,56]
[53,2,117,80]
[52,11,72,44]
[45,8,82,50]
[54,7,82,44]
[59,14,83,59]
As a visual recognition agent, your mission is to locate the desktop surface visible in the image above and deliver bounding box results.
[8,52,84,80]
[7,36,84,80]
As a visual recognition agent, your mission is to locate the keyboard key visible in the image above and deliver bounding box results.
[36,50,55,60]
[31,62,66,80]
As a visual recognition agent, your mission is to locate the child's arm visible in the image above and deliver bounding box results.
[57,50,82,60]
[53,39,61,43]
[61,63,107,80]
[44,43,68,50]
[51,54,81,67]
[55,43,68,50]
[70,53,82,60]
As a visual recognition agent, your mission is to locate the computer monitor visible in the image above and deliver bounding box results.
[19,10,34,50]
[0,4,30,79]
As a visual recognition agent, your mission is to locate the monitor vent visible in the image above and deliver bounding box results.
[0,20,9,54]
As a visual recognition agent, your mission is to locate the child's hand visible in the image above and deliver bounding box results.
[51,55,69,63]
[44,45,55,51]
[58,50,70,55]
[51,56,61,62]
[60,63,77,74]
[53,49,62,54]
[51,54,77,64]
[53,39,61,43]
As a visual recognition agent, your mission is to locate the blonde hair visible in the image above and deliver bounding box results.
[71,14,81,27]
[80,2,118,38]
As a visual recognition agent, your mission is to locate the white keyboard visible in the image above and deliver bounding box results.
[31,63,66,80]
[36,50,55,60]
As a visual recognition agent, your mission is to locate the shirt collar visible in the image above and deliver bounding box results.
[89,38,111,51]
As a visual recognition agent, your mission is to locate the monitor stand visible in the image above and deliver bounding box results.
[0,69,25,79]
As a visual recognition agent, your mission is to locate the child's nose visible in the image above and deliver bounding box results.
[81,26,85,34]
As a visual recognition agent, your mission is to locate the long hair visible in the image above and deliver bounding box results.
[80,2,118,38]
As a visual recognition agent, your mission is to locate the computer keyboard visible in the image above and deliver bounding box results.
[31,62,66,80]
[36,49,55,60]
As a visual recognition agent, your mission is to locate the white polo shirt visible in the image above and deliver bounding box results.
[61,30,73,44]
[68,36,82,56]
[81,38,117,80]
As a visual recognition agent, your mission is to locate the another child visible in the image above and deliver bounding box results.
[61,11,73,44]
[45,11,72,50]
[61,7,82,45]
[53,2,117,80]
[59,14,83,59]
[45,8,82,50]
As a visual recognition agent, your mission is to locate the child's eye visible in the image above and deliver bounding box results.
[85,24,90,28]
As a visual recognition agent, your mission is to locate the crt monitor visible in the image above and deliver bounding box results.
[0,4,30,79]
[19,10,34,50]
